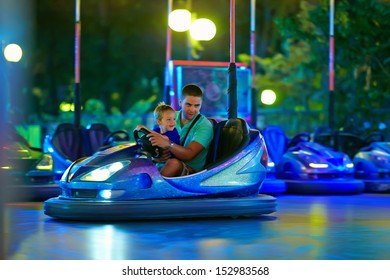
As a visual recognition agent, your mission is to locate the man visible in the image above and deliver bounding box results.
[147,84,214,177]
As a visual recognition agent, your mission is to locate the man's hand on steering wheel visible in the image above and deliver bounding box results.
[147,131,171,149]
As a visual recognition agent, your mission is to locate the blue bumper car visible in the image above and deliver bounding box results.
[2,124,59,201]
[354,141,390,192]
[325,131,390,193]
[43,123,115,181]
[44,118,276,221]
[262,125,364,194]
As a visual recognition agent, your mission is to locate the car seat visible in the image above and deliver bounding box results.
[261,125,289,165]
[84,123,111,155]
[50,123,86,162]
[207,118,250,167]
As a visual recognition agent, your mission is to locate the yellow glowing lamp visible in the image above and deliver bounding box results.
[190,18,216,41]
[168,9,192,32]
[261,89,276,105]
[4,43,23,62]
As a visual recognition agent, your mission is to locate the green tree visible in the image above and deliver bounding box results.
[242,0,390,136]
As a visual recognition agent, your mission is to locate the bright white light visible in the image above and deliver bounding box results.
[100,190,112,199]
[80,161,129,181]
[190,18,216,41]
[309,163,329,168]
[109,162,125,173]
[346,163,354,168]
[267,162,275,167]
[4,43,23,62]
[169,9,191,32]
[261,89,276,105]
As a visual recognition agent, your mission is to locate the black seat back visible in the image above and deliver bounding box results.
[206,118,250,167]
[205,118,218,165]
[84,123,111,155]
[50,123,86,161]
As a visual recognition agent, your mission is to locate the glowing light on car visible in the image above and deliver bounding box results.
[100,190,112,199]
[36,154,53,170]
[99,189,126,200]
[346,163,354,168]
[80,161,129,181]
[309,163,329,168]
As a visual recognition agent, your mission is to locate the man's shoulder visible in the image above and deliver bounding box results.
[198,114,213,128]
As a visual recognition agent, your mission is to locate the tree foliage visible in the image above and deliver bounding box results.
[241,0,390,136]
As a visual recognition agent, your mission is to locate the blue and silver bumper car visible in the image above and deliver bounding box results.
[263,125,364,194]
[44,118,277,221]
[353,141,390,192]
[315,130,390,193]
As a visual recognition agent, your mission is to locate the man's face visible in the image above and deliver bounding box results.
[180,95,202,121]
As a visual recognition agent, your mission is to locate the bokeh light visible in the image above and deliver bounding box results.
[190,18,216,41]
[168,9,191,32]
[261,89,276,105]
[3,43,23,62]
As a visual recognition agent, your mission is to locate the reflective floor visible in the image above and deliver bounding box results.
[1,193,390,260]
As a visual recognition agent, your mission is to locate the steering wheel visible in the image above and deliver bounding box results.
[133,128,163,158]
[103,130,130,146]
[288,132,311,147]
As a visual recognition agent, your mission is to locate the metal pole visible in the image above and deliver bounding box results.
[250,0,257,127]
[74,0,81,127]
[329,0,335,132]
[164,0,172,105]
[227,0,237,119]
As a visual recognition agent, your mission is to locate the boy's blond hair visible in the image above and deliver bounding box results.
[153,102,175,121]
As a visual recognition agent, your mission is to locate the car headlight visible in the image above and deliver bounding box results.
[309,163,329,168]
[343,155,354,169]
[36,154,53,170]
[297,152,328,168]
[80,160,130,181]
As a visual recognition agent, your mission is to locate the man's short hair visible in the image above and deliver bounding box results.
[181,84,203,98]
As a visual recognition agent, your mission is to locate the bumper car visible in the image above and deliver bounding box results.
[315,130,390,193]
[44,118,277,221]
[262,125,364,194]
[354,141,390,192]
[1,124,59,201]
[43,123,118,181]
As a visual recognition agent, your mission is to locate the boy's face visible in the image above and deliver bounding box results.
[157,110,176,131]
[180,95,202,121]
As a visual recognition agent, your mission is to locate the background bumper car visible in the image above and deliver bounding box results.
[315,129,390,193]
[1,124,58,201]
[263,125,364,194]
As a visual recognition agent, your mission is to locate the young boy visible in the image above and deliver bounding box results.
[136,102,180,157]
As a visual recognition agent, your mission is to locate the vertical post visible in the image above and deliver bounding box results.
[227,0,237,119]
[250,0,257,127]
[164,0,172,105]
[74,0,81,127]
[329,0,335,132]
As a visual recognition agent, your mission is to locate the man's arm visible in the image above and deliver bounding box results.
[147,131,204,161]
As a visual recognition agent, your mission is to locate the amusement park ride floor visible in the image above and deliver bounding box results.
[1,191,390,260]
